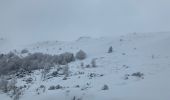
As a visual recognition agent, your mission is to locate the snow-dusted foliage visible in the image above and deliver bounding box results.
[108,46,113,53]
[0,76,18,96]
[76,50,87,60]
[0,77,8,93]
[58,52,75,65]
[101,84,109,90]
[0,53,22,75]
[91,59,97,67]
[0,51,78,75]
[21,49,29,54]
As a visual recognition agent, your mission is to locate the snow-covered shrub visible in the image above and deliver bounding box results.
[74,85,80,88]
[152,54,155,59]
[48,86,56,90]
[21,49,29,54]
[40,85,46,93]
[108,46,113,53]
[41,64,51,81]
[51,71,58,77]
[0,52,75,76]
[25,77,33,84]
[81,83,91,91]
[63,64,69,77]
[36,85,46,95]
[8,78,17,91]
[120,39,123,42]
[0,76,18,95]
[0,77,8,93]
[22,52,51,70]
[72,96,76,100]
[124,74,130,80]
[15,69,30,78]
[88,73,103,79]
[13,88,23,100]
[0,52,22,75]
[88,73,95,79]
[48,85,63,90]
[59,48,62,50]
[85,64,90,68]
[91,59,97,67]
[7,52,16,58]
[101,84,109,90]
[76,50,87,60]
[72,96,82,100]
[50,65,70,80]
[55,85,63,89]
[122,53,126,55]
[131,72,144,78]
[80,62,84,67]
[58,52,75,65]
[52,55,59,64]
[62,52,75,63]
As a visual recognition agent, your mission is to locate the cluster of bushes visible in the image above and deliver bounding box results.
[124,72,144,80]
[0,50,87,75]
[131,72,144,78]
[48,85,63,90]
[0,52,22,75]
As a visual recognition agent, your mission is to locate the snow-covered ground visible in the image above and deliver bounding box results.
[0,32,170,100]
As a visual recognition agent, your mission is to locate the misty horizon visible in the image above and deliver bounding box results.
[0,0,170,44]
[0,1,170,100]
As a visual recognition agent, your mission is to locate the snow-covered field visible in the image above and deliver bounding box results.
[0,32,170,100]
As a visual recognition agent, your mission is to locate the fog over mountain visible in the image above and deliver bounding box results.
[0,0,170,44]
[0,1,170,100]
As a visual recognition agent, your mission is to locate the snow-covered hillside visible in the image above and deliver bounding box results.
[0,32,170,100]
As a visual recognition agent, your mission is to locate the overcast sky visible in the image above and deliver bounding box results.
[0,0,170,44]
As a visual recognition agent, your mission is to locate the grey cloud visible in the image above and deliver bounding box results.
[0,0,170,45]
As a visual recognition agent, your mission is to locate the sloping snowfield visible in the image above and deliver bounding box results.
[0,32,170,100]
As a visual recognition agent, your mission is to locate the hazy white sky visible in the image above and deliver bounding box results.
[0,0,170,44]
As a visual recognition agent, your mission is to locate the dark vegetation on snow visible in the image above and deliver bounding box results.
[0,49,87,75]
[0,49,87,100]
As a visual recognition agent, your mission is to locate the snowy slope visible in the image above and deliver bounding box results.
[1,32,170,100]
